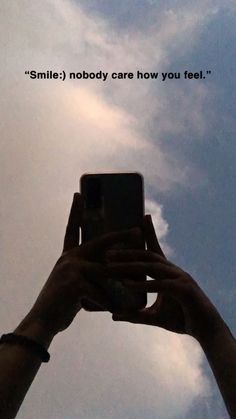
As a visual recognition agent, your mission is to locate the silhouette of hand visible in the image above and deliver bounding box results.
[108,216,221,342]
[27,193,140,336]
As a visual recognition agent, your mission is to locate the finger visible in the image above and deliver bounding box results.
[106,249,171,264]
[77,260,110,288]
[112,307,152,324]
[79,262,128,305]
[78,227,143,258]
[78,262,113,311]
[124,278,176,293]
[79,262,147,313]
[107,262,177,279]
[63,193,83,252]
[143,215,166,258]
[125,279,186,312]
[84,285,113,311]
[81,282,113,312]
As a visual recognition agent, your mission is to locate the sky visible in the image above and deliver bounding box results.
[0,0,236,418]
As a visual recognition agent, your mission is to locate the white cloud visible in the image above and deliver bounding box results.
[18,315,210,419]
[0,0,221,190]
[145,199,172,257]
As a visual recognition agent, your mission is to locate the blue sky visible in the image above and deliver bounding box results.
[0,0,236,418]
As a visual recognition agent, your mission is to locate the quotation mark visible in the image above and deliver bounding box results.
[203,70,212,79]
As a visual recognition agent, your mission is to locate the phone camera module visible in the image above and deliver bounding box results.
[86,178,102,209]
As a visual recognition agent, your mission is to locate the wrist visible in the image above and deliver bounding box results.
[14,312,55,349]
[198,313,234,351]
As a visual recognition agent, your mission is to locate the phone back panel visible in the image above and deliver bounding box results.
[81,173,144,239]
[80,173,146,312]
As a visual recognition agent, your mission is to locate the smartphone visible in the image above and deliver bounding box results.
[80,172,147,313]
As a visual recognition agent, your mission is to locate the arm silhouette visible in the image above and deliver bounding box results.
[109,215,236,418]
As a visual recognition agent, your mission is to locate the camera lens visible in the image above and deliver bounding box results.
[86,177,102,209]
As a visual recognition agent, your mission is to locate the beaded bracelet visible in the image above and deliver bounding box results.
[0,333,50,362]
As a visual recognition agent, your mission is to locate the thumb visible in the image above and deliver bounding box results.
[112,308,151,324]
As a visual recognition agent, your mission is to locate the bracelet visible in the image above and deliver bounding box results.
[0,333,50,363]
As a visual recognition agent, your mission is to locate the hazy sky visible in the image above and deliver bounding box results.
[1,1,236,418]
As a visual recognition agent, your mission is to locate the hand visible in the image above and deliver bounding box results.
[108,215,222,343]
[26,193,141,337]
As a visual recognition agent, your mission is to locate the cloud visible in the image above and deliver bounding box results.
[18,316,210,419]
[1,0,224,191]
[145,199,173,257]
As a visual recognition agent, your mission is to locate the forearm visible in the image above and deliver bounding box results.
[0,313,54,419]
[199,318,236,418]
